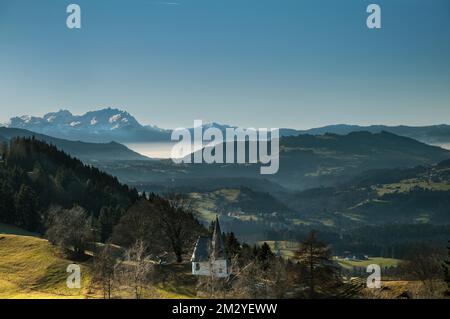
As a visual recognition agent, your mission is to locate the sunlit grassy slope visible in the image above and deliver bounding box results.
[0,224,196,299]
[0,224,94,299]
[336,257,401,270]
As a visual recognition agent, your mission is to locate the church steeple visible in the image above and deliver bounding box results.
[211,216,226,260]
[191,216,231,277]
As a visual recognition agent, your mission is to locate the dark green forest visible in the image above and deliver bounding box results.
[0,137,141,233]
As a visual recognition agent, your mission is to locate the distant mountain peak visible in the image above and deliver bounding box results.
[7,107,169,143]
[56,108,72,114]
[202,122,235,129]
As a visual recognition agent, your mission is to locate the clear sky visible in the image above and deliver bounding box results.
[0,0,449,129]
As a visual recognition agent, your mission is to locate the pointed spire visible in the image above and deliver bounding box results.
[213,215,221,237]
[211,215,226,260]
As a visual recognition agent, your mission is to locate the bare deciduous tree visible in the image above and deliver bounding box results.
[445,241,450,296]
[112,197,204,263]
[156,194,205,263]
[93,243,117,299]
[122,240,154,299]
[398,244,445,298]
[295,230,341,299]
[46,205,95,259]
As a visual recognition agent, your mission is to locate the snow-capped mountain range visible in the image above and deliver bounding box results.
[4,108,267,143]
[4,108,450,146]
[6,108,171,143]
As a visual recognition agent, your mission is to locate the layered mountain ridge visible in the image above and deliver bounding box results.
[5,108,450,146]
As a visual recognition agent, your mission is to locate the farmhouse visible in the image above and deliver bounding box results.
[191,217,230,278]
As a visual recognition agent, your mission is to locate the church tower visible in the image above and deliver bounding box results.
[191,216,230,278]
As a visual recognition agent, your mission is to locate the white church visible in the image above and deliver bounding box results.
[191,217,230,278]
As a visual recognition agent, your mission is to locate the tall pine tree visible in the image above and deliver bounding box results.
[14,184,40,232]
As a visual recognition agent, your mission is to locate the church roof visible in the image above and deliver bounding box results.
[191,236,210,262]
[191,216,228,262]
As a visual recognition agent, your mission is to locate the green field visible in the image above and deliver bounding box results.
[260,240,402,272]
[259,241,299,259]
[189,189,241,222]
[336,257,401,270]
[376,179,450,196]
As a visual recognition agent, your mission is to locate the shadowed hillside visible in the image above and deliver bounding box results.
[108,131,450,191]
[0,137,141,233]
[0,127,149,161]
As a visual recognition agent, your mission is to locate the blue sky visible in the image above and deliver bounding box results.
[0,0,449,129]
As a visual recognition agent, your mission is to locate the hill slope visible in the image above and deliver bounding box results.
[293,124,450,145]
[0,137,140,233]
[180,131,450,190]
[188,187,293,222]
[0,225,198,299]
[281,158,450,226]
[0,127,149,162]
[0,231,93,299]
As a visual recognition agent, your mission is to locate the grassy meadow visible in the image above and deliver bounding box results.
[0,224,94,299]
[0,224,198,299]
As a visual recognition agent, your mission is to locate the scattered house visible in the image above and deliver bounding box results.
[339,252,369,261]
[227,210,245,218]
[191,216,230,278]
[273,241,282,257]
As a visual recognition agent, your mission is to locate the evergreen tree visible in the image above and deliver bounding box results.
[0,182,15,224]
[14,184,40,231]
[224,232,241,258]
[0,141,7,159]
[257,242,275,270]
[98,206,123,242]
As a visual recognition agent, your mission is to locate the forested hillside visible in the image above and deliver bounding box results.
[281,158,450,226]
[0,137,206,266]
[0,127,149,161]
[109,131,450,191]
[0,137,140,233]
